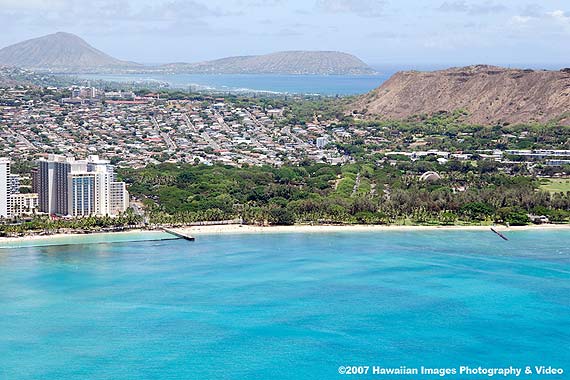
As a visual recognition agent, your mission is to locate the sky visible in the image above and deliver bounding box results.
[0,0,569,67]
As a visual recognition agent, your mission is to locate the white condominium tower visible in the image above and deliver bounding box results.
[38,155,88,215]
[37,154,129,217]
[110,182,129,216]
[86,155,130,216]
[0,158,11,218]
[88,155,114,216]
[68,172,97,217]
[0,158,39,218]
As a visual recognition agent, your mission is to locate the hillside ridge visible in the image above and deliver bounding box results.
[0,33,375,75]
[353,65,570,125]
[162,50,376,75]
[0,32,137,70]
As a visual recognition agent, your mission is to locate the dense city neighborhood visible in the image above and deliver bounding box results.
[2,83,569,170]
[1,81,569,229]
[0,84,346,168]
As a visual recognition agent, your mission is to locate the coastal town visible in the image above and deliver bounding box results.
[1,3,569,379]
[0,83,346,168]
[2,83,569,170]
[1,82,570,226]
[0,154,129,221]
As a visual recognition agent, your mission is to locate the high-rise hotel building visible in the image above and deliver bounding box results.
[1,158,39,218]
[38,155,87,215]
[0,158,11,218]
[37,154,129,217]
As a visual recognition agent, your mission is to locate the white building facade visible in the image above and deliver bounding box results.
[316,136,329,149]
[11,193,39,216]
[0,158,11,218]
[68,173,96,217]
[37,154,129,217]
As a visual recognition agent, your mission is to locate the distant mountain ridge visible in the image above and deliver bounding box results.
[353,65,570,125]
[0,32,138,70]
[162,51,377,75]
[0,33,375,75]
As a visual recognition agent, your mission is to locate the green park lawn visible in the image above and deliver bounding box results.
[540,178,570,194]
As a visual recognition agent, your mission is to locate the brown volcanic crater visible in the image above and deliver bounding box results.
[354,65,570,125]
[0,32,138,70]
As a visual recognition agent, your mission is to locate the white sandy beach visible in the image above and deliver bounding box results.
[1,224,569,245]
[175,223,570,236]
[0,229,149,245]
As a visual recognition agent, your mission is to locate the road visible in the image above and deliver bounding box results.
[151,116,177,150]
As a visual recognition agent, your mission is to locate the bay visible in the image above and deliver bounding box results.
[0,230,568,379]
[74,73,390,96]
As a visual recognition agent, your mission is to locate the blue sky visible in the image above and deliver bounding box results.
[0,0,569,66]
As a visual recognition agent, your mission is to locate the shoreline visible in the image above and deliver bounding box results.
[177,223,570,236]
[1,223,570,245]
[0,229,157,246]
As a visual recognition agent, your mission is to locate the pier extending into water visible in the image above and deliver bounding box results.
[162,228,195,241]
[490,227,509,241]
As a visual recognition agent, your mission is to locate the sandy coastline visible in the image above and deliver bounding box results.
[176,223,570,236]
[1,224,569,245]
[0,229,150,245]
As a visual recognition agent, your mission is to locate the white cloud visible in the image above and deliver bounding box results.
[0,0,65,8]
[315,0,385,17]
[548,10,570,25]
[511,15,532,25]
[509,8,570,32]
[438,1,507,15]
[0,0,236,38]
[519,3,542,17]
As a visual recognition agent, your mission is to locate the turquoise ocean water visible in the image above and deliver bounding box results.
[75,73,391,96]
[74,64,568,96]
[0,230,569,379]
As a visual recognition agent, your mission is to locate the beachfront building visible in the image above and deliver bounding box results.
[8,174,21,195]
[37,154,129,217]
[38,155,88,215]
[68,173,96,217]
[0,158,11,218]
[89,155,113,216]
[10,193,39,216]
[110,182,129,215]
